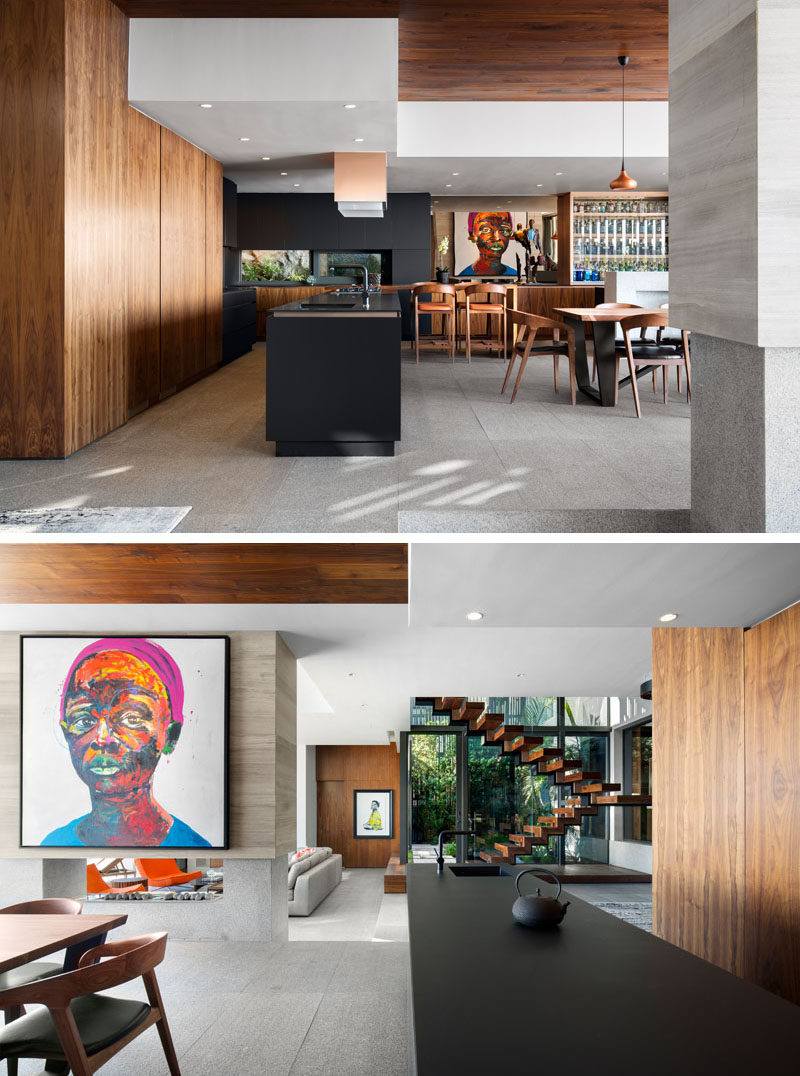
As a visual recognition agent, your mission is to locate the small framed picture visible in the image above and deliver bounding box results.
[353,789,393,839]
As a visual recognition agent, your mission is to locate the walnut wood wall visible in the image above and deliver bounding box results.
[0,630,296,859]
[0,543,409,604]
[205,157,224,370]
[127,107,162,415]
[653,610,800,1006]
[0,0,225,458]
[0,0,66,458]
[316,746,400,867]
[743,602,800,1005]
[652,627,746,977]
[160,127,209,395]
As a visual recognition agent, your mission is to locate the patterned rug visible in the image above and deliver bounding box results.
[0,506,192,533]
[593,902,653,933]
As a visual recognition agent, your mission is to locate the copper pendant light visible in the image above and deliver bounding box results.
[610,55,638,191]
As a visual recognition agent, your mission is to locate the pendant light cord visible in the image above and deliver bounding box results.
[621,61,626,170]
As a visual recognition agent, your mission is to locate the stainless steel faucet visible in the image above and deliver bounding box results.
[333,262,370,302]
[436,830,478,874]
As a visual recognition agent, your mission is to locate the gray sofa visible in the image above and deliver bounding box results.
[288,850,342,917]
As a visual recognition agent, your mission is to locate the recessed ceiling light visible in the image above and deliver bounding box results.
[361,703,368,708]
[445,183,452,188]
[344,103,357,109]
[293,183,300,187]
[433,200,439,204]
[353,137,364,143]
[536,183,543,188]
[515,673,525,679]
[239,137,251,142]
[348,672,355,678]
[659,612,679,622]
[466,611,484,622]
[452,172,460,176]
[280,172,288,176]
[261,156,271,161]
[199,103,213,109]
[554,171,563,176]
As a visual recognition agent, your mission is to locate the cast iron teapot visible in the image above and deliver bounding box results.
[511,867,570,929]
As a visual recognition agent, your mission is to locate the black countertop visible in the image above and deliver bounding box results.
[407,863,800,1075]
[269,292,401,316]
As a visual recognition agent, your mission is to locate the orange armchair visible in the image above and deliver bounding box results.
[134,859,203,888]
[86,863,146,895]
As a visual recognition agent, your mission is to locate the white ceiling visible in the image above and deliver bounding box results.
[128,17,669,199]
[3,542,797,746]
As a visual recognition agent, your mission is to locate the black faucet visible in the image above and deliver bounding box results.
[333,262,370,303]
[436,830,478,874]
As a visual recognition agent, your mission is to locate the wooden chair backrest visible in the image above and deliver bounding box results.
[509,309,570,336]
[411,282,455,299]
[0,898,82,916]
[0,933,168,1010]
[619,311,670,336]
[595,302,643,309]
[464,283,507,298]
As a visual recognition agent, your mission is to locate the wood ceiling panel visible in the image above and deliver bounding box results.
[0,543,408,604]
[399,1,668,100]
[110,0,667,100]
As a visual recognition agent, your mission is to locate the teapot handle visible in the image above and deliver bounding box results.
[514,867,562,901]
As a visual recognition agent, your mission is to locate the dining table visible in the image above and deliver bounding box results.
[553,306,666,407]
[0,911,128,1074]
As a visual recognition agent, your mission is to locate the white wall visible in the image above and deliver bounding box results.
[296,745,317,848]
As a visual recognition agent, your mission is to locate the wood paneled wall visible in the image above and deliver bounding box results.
[0,0,67,458]
[316,746,400,867]
[0,0,225,458]
[653,606,800,1005]
[160,127,208,395]
[0,631,296,859]
[127,107,162,416]
[63,0,130,455]
[652,627,746,976]
[743,603,800,1004]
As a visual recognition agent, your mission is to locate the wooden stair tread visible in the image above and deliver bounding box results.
[593,794,652,805]
[555,769,602,784]
[475,712,504,732]
[520,747,561,765]
[504,735,544,753]
[487,724,525,743]
[577,781,621,793]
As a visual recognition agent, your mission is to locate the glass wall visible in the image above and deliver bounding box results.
[410,732,457,858]
[241,249,311,281]
[624,722,653,842]
[563,735,608,863]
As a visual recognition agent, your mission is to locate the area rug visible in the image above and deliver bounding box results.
[593,902,653,933]
[0,506,192,533]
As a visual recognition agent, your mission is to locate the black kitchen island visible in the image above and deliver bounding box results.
[265,291,401,456]
[407,863,800,1075]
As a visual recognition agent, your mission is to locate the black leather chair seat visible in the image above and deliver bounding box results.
[0,995,150,1058]
[514,340,569,355]
[0,962,62,991]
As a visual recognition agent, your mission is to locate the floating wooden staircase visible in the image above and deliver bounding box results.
[418,697,651,866]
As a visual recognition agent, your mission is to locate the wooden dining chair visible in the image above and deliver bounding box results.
[0,899,83,1036]
[502,310,576,404]
[0,932,180,1076]
[462,283,508,363]
[411,282,456,363]
[655,303,689,395]
[619,312,691,418]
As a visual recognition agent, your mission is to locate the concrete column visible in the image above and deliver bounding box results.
[670,0,800,531]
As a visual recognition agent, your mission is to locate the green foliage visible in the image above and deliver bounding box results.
[242,257,282,281]
[410,734,457,844]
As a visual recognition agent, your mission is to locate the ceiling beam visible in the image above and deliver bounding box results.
[0,544,408,604]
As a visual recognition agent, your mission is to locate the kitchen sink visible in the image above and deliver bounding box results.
[448,865,512,877]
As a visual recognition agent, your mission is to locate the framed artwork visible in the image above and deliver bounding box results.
[454,209,543,278]
[20,635,230,849]
[353,789,394,839]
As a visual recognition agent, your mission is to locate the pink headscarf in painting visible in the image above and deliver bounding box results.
[60,638,185,725]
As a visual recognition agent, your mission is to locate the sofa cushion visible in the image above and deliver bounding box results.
[288,856,314,890]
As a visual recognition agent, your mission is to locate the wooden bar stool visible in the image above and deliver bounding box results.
[412,282,456,363]
[463,283,507,363]
[502,310,576,404]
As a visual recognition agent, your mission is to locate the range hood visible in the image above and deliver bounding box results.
[334,152,387,218]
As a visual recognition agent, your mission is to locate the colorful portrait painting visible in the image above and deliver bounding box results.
[20,635,229,849]
[353,789,393,839]
[454,211,518,277]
